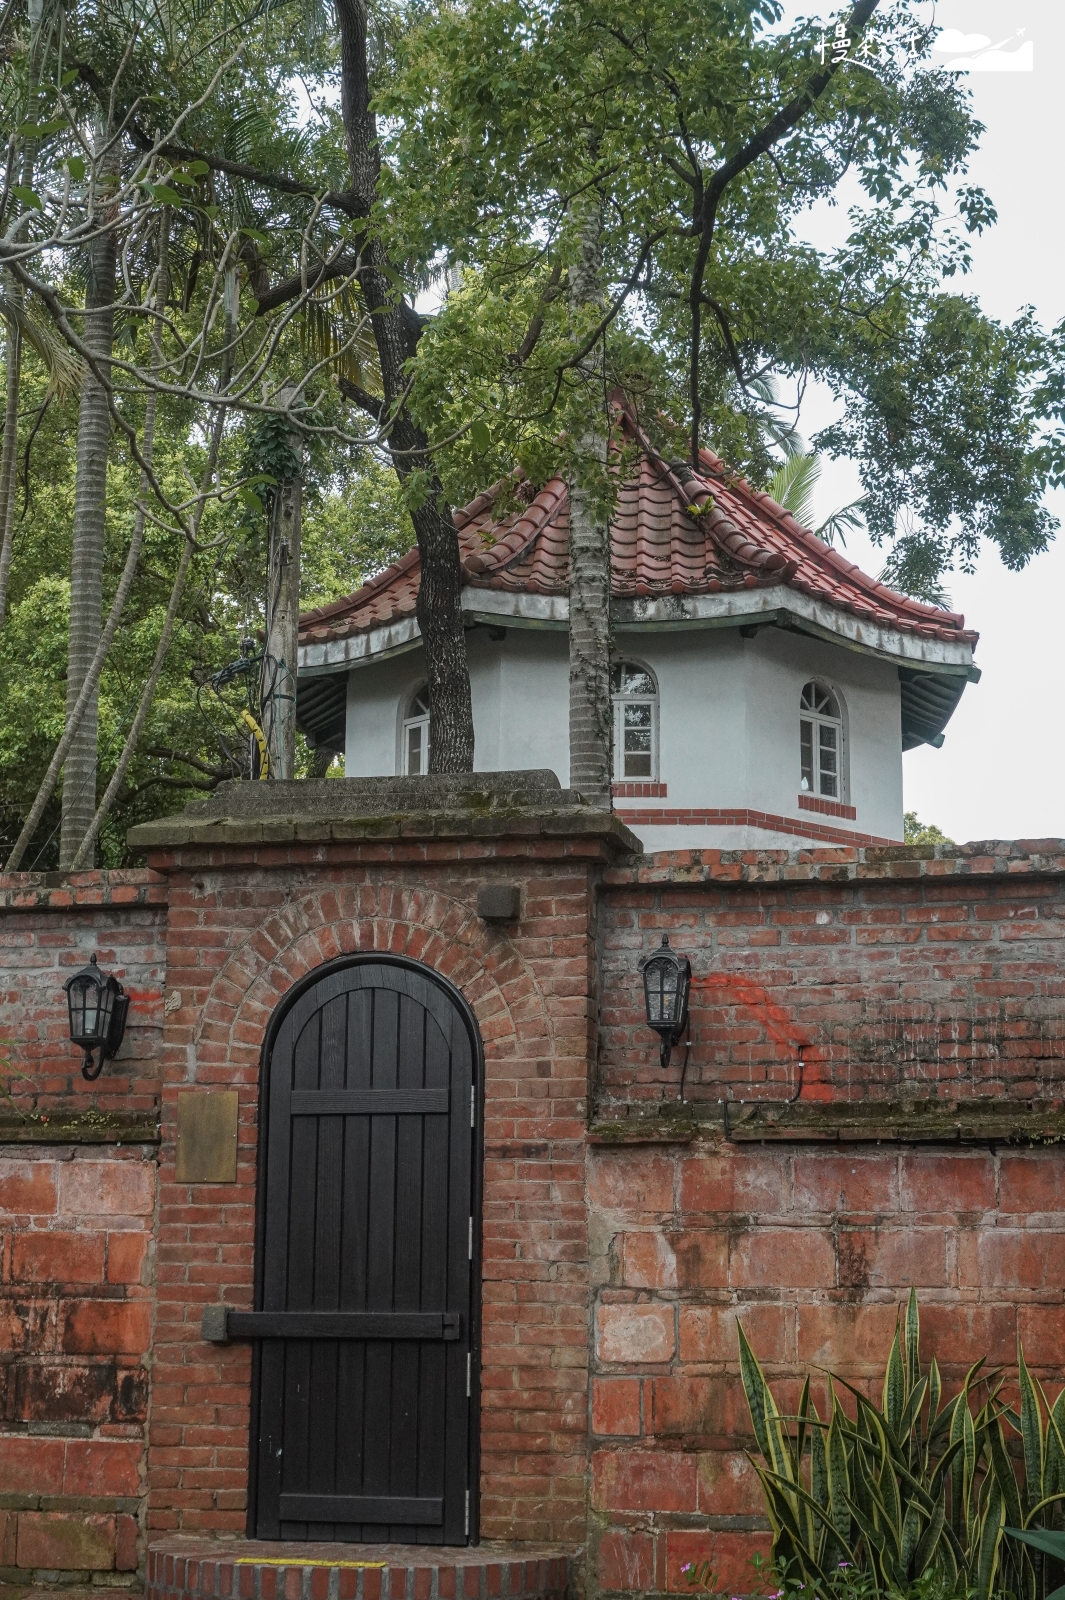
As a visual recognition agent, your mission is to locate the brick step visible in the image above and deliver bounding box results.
[147,1541,574,1600]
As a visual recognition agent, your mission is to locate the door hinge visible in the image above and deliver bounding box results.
[470,1084,475,1128]
[466,1351,471,1397]
[468,1216,473,1259]
[465,1489,470,1537]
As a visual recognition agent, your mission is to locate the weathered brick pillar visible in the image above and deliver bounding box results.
[126,774,637,1556]
[0,869,166,1585]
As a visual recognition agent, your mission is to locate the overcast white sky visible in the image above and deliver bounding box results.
[779,0,1063,843]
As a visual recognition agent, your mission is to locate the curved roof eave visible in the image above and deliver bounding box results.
[298,581,978,680]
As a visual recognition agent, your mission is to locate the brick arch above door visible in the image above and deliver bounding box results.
[174,880,555,1090]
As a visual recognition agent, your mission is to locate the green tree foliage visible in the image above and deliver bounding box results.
[0,348,411,866]
[0,0,1060,858]
[379,0,1065,600]
[904,812,953,846]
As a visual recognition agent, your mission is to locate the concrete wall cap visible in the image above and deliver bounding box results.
[187,770,565,818]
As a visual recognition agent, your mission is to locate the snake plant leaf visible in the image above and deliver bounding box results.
[928,1434,966,1501]
[1042,1388,1061,1497]
[900,1500,925,1573]
[759,1464,852,1568]
[937,1524,960,1588]
[962,1393,978,1486]
[905,1287,920,1395]
[1044,1381,1065,1499]
[826,1405,851,1542]
[898,1375,929,1446]
[1018,1346,1045,1503]
[976,1479,1005,1600]
[884,1323,905,1440]
[929,1356,942,1433]
[810,1409,828,1509]
[738,1323,772,1459]
[846,1489,890,1578]
[752,1462,831,1586]
[989,1416,1024,1531]
[1021,1491,1065,1524]
[912,1495,947,1575]
[794,1376,811,1476]
[893,1449,944,1515]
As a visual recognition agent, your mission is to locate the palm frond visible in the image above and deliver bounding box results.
[768,452,820,526]
[296,285,379,388]
[816,498,866,549]
[0,296,82,400]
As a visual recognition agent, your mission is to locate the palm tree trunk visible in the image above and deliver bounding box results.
[262,381,302,780]
[0,0,47,629]
[0,306,22,628]
[69,258,231,869]
[567,196,613,804]
[59,134,119,869]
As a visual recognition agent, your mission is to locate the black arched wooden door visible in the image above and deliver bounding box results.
[249,956,481,1545]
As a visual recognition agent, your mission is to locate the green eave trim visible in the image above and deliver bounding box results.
[469,604,979,680]
[301,606,979,696]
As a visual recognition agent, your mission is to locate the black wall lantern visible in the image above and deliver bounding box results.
[63,955,129,1081]
[638,935,691,1067]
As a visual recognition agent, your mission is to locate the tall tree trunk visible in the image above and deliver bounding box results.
[262,381,302,780]
[0,0,46,629]
[69,261,234,869]
[566,196,613,805]
[60,132,119,869]
[334,0,474,773]
[0,311,22,628]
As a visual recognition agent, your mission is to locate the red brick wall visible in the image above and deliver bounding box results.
[0,872,164,1584]
[0,870,166,1114]
[149,837,607,1547]
[586,1137,1065,1595]
[598,844,1065,1107]
[588,844,1065,1597]
[0,1147,154,1581]
[3,838,1065,1600]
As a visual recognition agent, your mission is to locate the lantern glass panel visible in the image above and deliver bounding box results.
[97,981,117,1039]
[645,959,680,1025]
[68,975,100,1044]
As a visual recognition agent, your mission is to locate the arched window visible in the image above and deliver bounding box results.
[402,686,430,776]
[611,661,658,780]
[800,681,843,799]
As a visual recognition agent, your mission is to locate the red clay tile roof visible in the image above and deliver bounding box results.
[299,414,978,649]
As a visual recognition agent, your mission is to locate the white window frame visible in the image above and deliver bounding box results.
[611,660,659,782]
[401,686,430,776]
[799,680,846,802]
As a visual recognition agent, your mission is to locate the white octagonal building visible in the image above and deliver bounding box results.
[297,414,978,851]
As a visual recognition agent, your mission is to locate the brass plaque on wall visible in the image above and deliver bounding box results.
[176,1090,239,1183]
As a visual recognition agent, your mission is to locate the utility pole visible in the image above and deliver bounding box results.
[261,382,303,780]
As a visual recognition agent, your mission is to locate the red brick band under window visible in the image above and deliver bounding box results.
[613,805,895,847]
[798,792,857,820]
[612,781,667,798]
